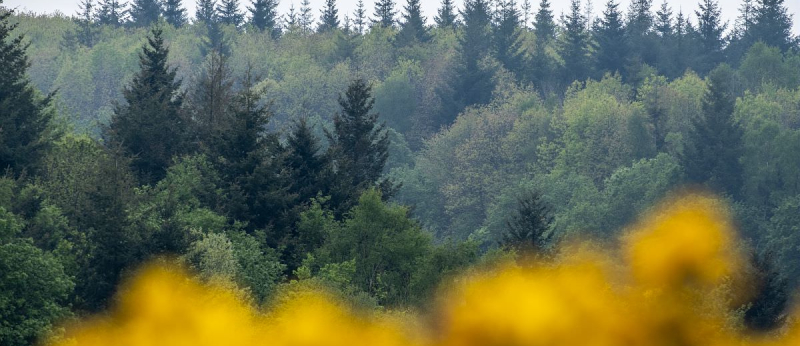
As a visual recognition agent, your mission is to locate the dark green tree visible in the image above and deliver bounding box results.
[682,64,743,197]
[354,0,367,33]
[533,0,555,45]
[559,0,591,84]
[286,117,331,205]
[396,0,430,46]
[162,0,188,27]
[249,0,281,38]
[96,0,125,26]
[625,0,655,67]
[593,0,627,75]
[527,0,557,91]
[299,0,314,33]
[373,0,396,28]
[695,0,726,74]
[439,0,494,126]
[327,79,392,216]
[749,0,795,52]
[104,27,189,185]
[494,0,524,76]
[218,0,245,27]
[129,0,162,27]
[318,0,340,32]
[196,0,218,23]
[190,51,234,143]
[74,0,98,47]
[743,250,789,331]
[434,0,457,28]
[500,191,554,254]
[0,3,55,175]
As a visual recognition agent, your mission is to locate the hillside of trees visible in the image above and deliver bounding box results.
[1,0,800,345]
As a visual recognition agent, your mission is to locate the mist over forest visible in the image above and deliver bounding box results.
[1,0,800,345]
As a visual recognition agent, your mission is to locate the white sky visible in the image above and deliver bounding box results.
[4,0,800,34]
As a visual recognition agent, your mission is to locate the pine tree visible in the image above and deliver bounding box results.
[286,117,331,205]
[434,0,457,28]
[654,0,673,37]
[533,0,555,46]
[439,0,494,126]
[162,0,188,27]
[196,0,218,23]
[682,64,743,197]
[373,0,396,28]
[521,0,531,28]
[500,191,554,255]
[285,3,299,29]
[354,0,367,33]
[559,0,591,84]
[318,0,340,32]
[626,0,654,66]
[0,2,55,174]
[129,0,162,27]
[299,0,314,33]
[75,0,98,47]
[218,0,245,27]
[249,0,281,38]
[654,1,680,77]
[695,0,726,74]
[749,0,795,52]
[96,0,125,26]
[326,79,391,216]
[396,0,429,46]
[494,0,523,76]
[104,27,189,184]
[190,51,234,143]
[593,0,627,75]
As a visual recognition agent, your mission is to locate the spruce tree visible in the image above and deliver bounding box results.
[249,0,281,38]
[434,0,457,28]
[96,0,125,26]
[695,0,726,74]
[104,27,188,184]
[129,0,162,27]
[593,0,627,75]
[354,0,367,33]
[218,0,245,27]
[318,0,340,32]
[494,0,523,76]
[559,0,591,84]
[521,0,531,28]
[196,0,218,23]
[190,51,234,142]
[397,0,429,46]
[654,1,679,77]
[625,0,655,66]
[749,0,795,52]
[326,79,391,216]
[440,0,494,126]
[0,2,55,174]
[682,64,743,197]
[373,0,396,28]
[75,0,98,47]
[162,0,188,27]
[500,191,554,254]
[529,0,556,92]
[299,0,314,33]
[533,0,555,46]
[654,0,673,38]
[285,3,299,29]
[286,117,331,205]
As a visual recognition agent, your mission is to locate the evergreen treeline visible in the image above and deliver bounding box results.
[2,0,800,344]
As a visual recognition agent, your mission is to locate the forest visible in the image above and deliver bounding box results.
[1,0,799,345]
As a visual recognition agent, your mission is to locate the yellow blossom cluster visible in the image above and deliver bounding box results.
[51,194,800,346]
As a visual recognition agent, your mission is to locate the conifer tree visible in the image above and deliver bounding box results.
[196,0,218,23]
[249,0,281,38]
[373,0,396,28]
[440,0,494,126]
[298,0,314,33]
[559,0,591,84]
[654,1,680,77]
[533,0,555,46]
[75,0,98,47]
[285,3,299,29]
[500,191,554,254]
[494,0,523,76]
[695,0,726,74]
[434,0,457,28]
[104,27,188,184]
[749,0,795,52]
[593,0,627,75]
[318,0,340,32]
[354,0,367,33]
[521,0,531,28]
[162,0,188,27]
[327,79,391,216]
[397,0,429,46]
[190,51,234,142]
[129,0,162,27]
[96,0,126,26]
[218,0,245,27]
[654,0,673,38]
[673,10,697,75]
[286,117,331,205]
[0,2,55,174]
[626,0,655,66]
[682,64,743,197]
